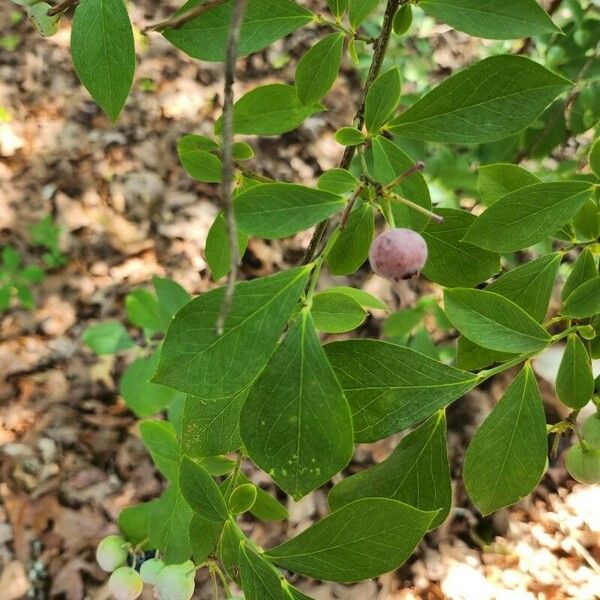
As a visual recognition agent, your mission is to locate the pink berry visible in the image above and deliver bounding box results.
[369,228,428,282]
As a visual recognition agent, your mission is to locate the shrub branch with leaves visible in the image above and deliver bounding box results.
[15,0,600,598]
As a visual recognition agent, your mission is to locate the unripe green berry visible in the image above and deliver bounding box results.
[96,535,128,572]
[582,413,600,448]
[154,564,195,600]
[139,558,165,585]
[108,567,143,600]
[565,442,600,485]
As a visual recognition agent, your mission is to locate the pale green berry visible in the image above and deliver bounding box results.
[154,564,195,600]
[96,535,128,572]
[27,3,60,37]
[582,413,600,448]
[565,442,600,485]
[108,567,143,600]
[139,558,165,585]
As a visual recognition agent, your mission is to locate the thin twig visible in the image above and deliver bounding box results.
[144,0,228,33]
[383,160,426,191]
[339,184,366,230]
[387,192,444,223]
[47,0,79,16]
[215,0,248,336]
[302,0,403,264]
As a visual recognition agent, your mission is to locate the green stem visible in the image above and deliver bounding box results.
[224,452,244,500]
[387,192,444,224]
[476,354,536,384]
[314,14,376,43]
[210,562,232,598]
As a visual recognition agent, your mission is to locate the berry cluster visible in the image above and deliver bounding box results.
[96,536,196,600]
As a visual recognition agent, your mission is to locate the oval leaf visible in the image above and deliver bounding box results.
[310,291,367,333]
[556,334,594,409]
[329,412,451,528]
[388,55,570,143]
[265,498,435,583]
[464,181,593,252]
[71,0,135,121]
[154,267,310,398]
[325,339,477,442]
[240,312,354,499]
[179,456,228,522]
[444,288,551,353]
[235,183,344,239]
[365,67,401,133]
[464,366,547,515]
[562,276,600,319]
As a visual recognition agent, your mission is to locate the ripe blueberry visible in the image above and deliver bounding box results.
[369,228,428,282]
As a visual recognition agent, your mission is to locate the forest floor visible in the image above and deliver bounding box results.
[1,2,599,599]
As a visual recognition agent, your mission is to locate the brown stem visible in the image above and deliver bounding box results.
[215,0,248,336]
[144,0,229,33]
[339,184,366,230]
[383,160,426,191]
[302,0,402,264]
[47,0,79,16]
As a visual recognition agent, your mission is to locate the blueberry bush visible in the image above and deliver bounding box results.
[14,0,600,598]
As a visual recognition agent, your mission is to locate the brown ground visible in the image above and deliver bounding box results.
[1,2,599,599]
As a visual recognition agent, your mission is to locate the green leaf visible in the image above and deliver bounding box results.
[179,456,228,522]
[464,366,547,515]
[20,265,44,284]
[15,283,34,310]
[152,276,191,321]
[329,412,451,528]
[235,183,344,239]
[326,286,387,311]
[456,336,514,371]
[82,322,135,355]
[120,351,184,417]
[265,498,435,582]
[327,0,348,18]
[463,182,593,252]
[444,288,551,353]
[317,168,359,195]
[150,482,193,564]
[572,200,600,242]
[222,472,288,522]
[562,276,600,319]
[154,267,310,398]
[233,141,254,160]
[348,0,380,28]
[239,543,287,600]
[422,208,500,287]
[334,127,365,146]
[384,308,424,340]
[1,246,21,272]
[419,0,560,39]
[205,213,249,280]
[118,501,158,548]
[226,84,322,136]
[562,247,598,302]
[325,340,476,442]
[140,420,181,481]
[387,56,570,143]
[71,0,135,121]
[486,253,562,322]
[177,136,222,183]
[218,519,245,583]
[367,137,432,231]
[240,311,354,499]
[556,334,594,409]
[229,484,257,515]
[478,164,540,206]
[327,204,374,275]
[393,4,412,35]
[590,139,600,179]
[189,515,222,564]
[182,390,247,457]
[295,33,344,105]
[0,286,11,311]
[177,134,219,153]
[310,291,366,333]
[365,68,401,133]
[126,289,164,332]
[163,0,313,62]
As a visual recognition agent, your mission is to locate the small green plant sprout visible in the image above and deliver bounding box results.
[82,276,190,417]
[29,214,67,268]
[0,245,44,311]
